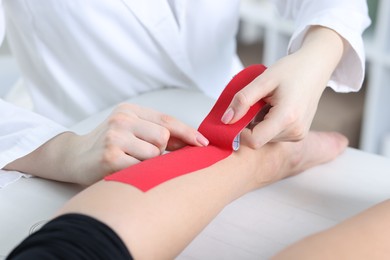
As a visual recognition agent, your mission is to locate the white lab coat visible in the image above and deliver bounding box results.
[0,0,370,171]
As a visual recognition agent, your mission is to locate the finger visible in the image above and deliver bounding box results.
[159,116,209,147]
[221,73,277,124]
[126,117,170,153]
[166,137,188,151]
[247,103,272,130]
[109,153,140,173]
[238,128,253,148]
[245,106,287,149]
[273,123,308,143]
[250,110,308,148]
[131,105,209,147]
[97,147,140,175]
[121,135,163,161]
[106,109,169,153]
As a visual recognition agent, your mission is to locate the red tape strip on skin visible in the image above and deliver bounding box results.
[105,64,267,191]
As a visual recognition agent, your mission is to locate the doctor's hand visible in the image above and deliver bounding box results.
[65,103,209,185]
[221,26,345,148]
[5,103,208,186]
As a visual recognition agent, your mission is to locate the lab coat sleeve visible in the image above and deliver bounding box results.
[272,0,371,92]
[0,99,67,169]
[1,2,66,170]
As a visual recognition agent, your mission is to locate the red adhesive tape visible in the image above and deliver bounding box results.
[105,64,267,191]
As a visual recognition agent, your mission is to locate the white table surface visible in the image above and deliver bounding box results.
[1,89,390,259]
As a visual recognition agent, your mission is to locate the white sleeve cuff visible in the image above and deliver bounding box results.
[0,99,68,168]
[0,124,67,169]
[288,7,370,92]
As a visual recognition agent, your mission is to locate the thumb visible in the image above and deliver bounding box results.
[221,75,275,125]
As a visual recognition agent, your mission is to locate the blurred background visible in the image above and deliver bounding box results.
[0,0,388,157]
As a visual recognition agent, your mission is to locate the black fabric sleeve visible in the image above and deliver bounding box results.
[7,213,133,260]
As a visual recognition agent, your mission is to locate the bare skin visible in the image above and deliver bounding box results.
[5,103,209,185]
[56,131,348,259]
[4,26,347,186]
[273,199,390,260]
[223,26,346,148]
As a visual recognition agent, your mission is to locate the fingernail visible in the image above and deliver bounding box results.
[221,108,234,124]
[196,133,209,146]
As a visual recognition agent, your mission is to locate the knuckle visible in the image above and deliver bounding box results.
[289,126,306,141]
[154,127,170,148]
[280,111,307,141]
[160,127,170,142]
[115,102,129,111]
[234,91,250,107]
[107,113,127,127]
[249,134,267,149]
[100,147,120,168]
[251,141,263,150]
[144,145,162,158]
[104,129,120,144]
[159,113,175,126]
[260,76,277,89]
[115,102,138,111]
[282,111,299,126]
[107,112,137,128]
[243,132,263,150]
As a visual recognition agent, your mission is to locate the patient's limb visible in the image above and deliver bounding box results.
[273,199,390,260]
[53,131,347,259]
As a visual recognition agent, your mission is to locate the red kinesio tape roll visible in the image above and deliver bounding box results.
[105,64,267,191]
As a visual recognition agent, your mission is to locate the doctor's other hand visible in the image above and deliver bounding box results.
[5,103,208,186]
[221,53,325,148]
[67,103,209,184]
[221,26,345,148]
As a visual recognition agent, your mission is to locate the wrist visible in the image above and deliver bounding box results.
[5,131,81,183]
[230,144,280,192]
[297,26,345,77]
